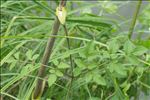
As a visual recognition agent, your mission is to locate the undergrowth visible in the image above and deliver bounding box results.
[0,1,150,100]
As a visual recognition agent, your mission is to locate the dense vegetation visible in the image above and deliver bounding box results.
[1,0,150,100]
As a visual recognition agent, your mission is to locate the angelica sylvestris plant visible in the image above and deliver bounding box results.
[0,0,150,100]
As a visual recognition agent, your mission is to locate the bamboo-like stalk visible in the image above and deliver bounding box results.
[128,0,142,39]
[33,0,67,99]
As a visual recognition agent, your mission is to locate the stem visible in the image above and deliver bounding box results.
[126,66,136,82]
[63,25,74,74]
[128,0,142,39]
[139,81,150,89]
[33,0,67,99]
[63,25,74,100]
[33,17,60,99]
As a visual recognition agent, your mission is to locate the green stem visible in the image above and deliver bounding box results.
[63,25,74,74]
[128,0,142,39]
[139,81,150,89]
[63,25,74,100]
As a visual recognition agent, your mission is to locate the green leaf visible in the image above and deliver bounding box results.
[110,54,118,59]
[87,62,97,69]
[55,70,63,77]
[74,59,86,69]
[52,60,59,65]
[79,49,87,58]
[5,57,16,63]
[48,74,57,87]
[133,46,148,56]
[86,41,95,55]
[1,42,26,65]
[93,75,106,86]
[115,64,127,76]
[108,63,115,73]
[110,94,119,100]
[85,73,93,83]
[20,64,32,75]
[14,52,19,59]
[79,41,95,58]
[46,99,52,100]
[73,67,82,77]
[135,66,144,76]
[87,51,99,61]
[9,61,17,70]
[49,69,63,77]
[26,50,33,60]
[32,54,39,60]
[49,69,55,74]
[58,62,70,69]
[102,51,110,59]
[124,40,135,55]
[136,40,150,49]
[146,54,150,62]
[67,16,114,28]
[107,39,119,53]
[126,55,140,65]
[109,63,127,76]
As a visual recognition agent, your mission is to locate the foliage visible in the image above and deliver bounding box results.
[1,1,150,100]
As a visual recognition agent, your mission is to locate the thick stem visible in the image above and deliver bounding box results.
[128,0,142,39]
[33,17,60,99]
[33,0,67,99]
